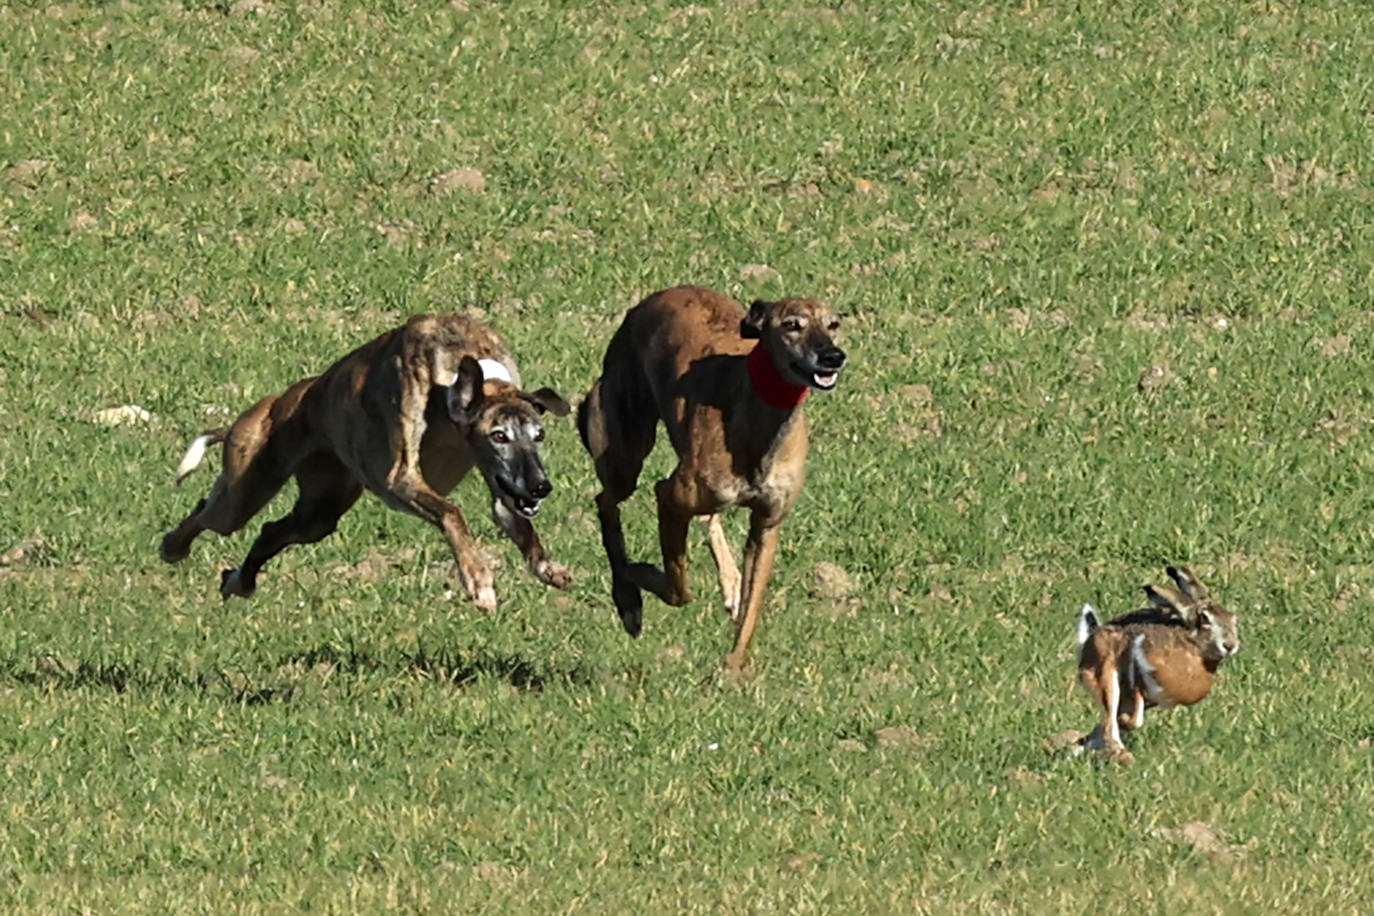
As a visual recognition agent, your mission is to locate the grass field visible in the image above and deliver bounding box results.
[3,0,1374,911]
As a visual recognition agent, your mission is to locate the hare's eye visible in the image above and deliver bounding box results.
[491,430,510,444]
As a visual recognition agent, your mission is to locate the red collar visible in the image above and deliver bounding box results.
[747,343,809,410]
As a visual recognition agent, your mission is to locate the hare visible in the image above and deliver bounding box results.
[1075,566,1240,762]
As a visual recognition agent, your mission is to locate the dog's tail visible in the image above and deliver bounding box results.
[174,428,228,485]
[1076,603,1101,648]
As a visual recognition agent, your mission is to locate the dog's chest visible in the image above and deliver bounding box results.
[419,421,475,495]
[693,452,805,516]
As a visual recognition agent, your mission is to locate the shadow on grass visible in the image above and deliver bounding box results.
[281,641,599,692]
[0,644,598,703]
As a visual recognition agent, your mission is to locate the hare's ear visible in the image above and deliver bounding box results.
[740,299,772,339]
[446,356,484,424]
[1144,584,1195,625]
[1167,566,1210,602]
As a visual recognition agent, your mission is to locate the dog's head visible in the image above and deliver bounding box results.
[446,356,571,519]
[740,297,847,391]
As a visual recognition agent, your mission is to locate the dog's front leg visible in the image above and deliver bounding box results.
[703,515,742,621]
[383,476,497,611]
[491,499,571,590]
[723,512,782,672]
[442,509,498,611]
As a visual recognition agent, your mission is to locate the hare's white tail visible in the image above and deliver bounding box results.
[1076,603,1101,648]
[174,429,227,485]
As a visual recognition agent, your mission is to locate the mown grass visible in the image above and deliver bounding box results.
[2,0,1373,911]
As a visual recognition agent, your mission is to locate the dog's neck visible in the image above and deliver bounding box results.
[746,343,808,411]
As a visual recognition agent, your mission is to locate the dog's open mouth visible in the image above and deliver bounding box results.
[808,368,841,390]
[497,478,543,518]
[789,362,842,391]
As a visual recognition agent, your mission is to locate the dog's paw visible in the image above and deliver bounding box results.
[159,534,190,564]
[534,559,572,590]
[612,578,643,637]
[219,567,254,599]
[1106,745,1136,766]
[722,650,752,678]
[472,583,499,612]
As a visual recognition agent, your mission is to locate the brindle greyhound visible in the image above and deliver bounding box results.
[578,285,847,670]
[161,314,571,609]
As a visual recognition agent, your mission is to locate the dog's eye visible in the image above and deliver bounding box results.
[782,318,803,333]
[533,429,545,443]
[491,430,510,444]
[827,318,840,332]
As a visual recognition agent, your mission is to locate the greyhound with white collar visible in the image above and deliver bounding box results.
[161,313,571,610]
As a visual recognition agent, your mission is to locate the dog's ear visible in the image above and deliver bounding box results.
[446,356,485,423]
[740,299,772,339]
[522,387,571,417]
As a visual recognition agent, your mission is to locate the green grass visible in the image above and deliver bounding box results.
[3,0,1374,910]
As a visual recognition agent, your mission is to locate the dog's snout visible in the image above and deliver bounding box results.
[530,478,552,500]
[817,345,846,371]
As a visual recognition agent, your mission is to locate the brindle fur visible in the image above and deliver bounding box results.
[578,285,847,671]
[1076,566,1240,762]
[160,314,571,609]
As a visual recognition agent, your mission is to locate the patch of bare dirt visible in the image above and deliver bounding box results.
[374,219,422,249]
[1,534,50,570]
[1152,821,1248,864]
[429,167,486,195]
[1004,766,1045,788]
[812,561,854,599]
[223,46,261,63]
[332,547,418,584]
[84,404,155,427]
[874,725,935,754]
[738,263,781,284]
[6,159,53,187]
[1043,729,1084,754]
[1320,333,1352,357]
[67,211,98,232]
[1137,363,1176,394]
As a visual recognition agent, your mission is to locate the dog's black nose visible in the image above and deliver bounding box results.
[817,346,847,371]
[529,479,552,500]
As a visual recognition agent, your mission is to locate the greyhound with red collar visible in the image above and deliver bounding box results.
[577,285,847,670]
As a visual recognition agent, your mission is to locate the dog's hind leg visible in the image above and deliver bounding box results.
[627,475,693,607]
[580,378,656,636]
[161,399,287,564]
[491,499,571,590]
[703,515,741,621]
[160,457,292,563]
[220,455,363,599]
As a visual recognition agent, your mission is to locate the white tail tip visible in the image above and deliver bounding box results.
[174,433,216,484]
[1076,603,1100,648]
